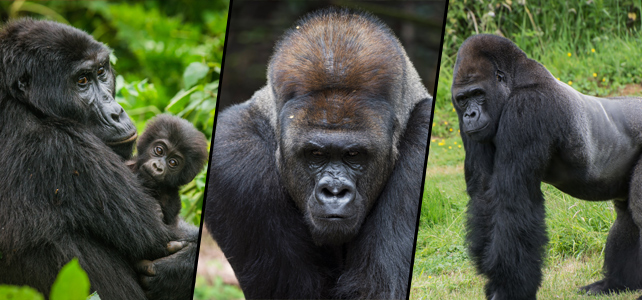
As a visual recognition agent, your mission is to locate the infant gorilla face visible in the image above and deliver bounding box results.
[140,139,185,184]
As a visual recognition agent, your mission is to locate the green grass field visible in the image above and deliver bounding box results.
[411,137,640,299]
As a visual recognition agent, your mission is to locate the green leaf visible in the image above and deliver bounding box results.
[165,86,200,114]
[0,285,44,300]
[183,62,210,89]
[50,258,91,300]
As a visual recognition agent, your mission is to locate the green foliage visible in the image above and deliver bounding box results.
[435,0,642,138]
[0,259,98,300]
[193,276,245,300]
[0,285,44,300]
[50,258,91,300]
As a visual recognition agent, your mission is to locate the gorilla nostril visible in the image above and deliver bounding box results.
[322,188,334,198]
[316,179,355,207]
[152,161,163,172]
[111,112,120,122]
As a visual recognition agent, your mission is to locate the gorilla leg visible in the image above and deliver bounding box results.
[580,199,641,294]
[583,159,642,294]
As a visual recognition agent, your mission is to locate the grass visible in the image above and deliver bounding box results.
[412,136,640,299]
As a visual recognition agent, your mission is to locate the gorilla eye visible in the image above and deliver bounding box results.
[347,151,359,157]
[312,150,324,157]
[97,66,105,76]
[77,76,88,85]
[496,70,505,82]
[168,158,179,168]
[154,145,164,156]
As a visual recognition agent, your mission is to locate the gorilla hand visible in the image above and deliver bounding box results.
[136,240,196,300]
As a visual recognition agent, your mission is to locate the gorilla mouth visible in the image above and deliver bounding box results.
[465,123,488,134]
[106,131,138,146]
[316,214,355,221]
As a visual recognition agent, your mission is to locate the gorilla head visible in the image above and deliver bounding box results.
[451,34,533,143]
[267,12,412,245]
[0,19,137,158]
[135,114,208,189]
[206,8,431,298]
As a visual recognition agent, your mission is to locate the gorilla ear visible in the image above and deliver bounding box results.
[495,70,505,82]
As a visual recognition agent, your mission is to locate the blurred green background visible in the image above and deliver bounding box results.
[218,0,446,110]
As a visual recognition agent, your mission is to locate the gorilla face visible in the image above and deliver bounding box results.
[134,114,208,188]
[73,53,138,155]
[138,138,185,185]
[277,91,396,245]
[7,20,137,158]
[452,53,509,143]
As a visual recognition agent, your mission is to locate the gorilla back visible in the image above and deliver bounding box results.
[205,9,432,299]
[452,34,642,299]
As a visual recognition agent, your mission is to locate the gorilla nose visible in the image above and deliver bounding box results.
[315,177,356,209]
[152,161,164,174]
[111,107,124,122]
[464,111,477,119]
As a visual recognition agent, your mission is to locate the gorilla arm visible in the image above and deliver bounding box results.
[137,219,199,300]
[465,89,553,300]
[0,119,173,298]
[205,87,334,299]
[334,98,431,299]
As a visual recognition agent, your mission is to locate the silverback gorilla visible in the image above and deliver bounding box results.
[453,34,642,300]
[205,9,432,299]
[0,19,197,300]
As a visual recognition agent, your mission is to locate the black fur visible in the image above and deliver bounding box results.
[205,9,431,299]
[130,114,208,225]
[0,19,197,300]
[453,34,642,299]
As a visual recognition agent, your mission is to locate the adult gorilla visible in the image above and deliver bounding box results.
[0,19,197,300]
[205,9,432,299]
[452,34,642,300]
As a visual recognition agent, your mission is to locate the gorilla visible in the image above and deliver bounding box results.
[0,19,198,300]
[205,9,432,299]
[452,34,642,300]
[129,114,208,226]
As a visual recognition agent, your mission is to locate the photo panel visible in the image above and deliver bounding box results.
[0,1,226,299]
[414,1,642,299]
[198,0,447,299]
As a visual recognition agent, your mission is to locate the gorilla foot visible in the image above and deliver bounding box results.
[579,278,631,295]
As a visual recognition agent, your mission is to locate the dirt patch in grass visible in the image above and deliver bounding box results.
[616,83,642,96]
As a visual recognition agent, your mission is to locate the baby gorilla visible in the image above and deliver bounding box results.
[129,114,208,225]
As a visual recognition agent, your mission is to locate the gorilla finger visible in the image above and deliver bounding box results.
[135,260,156,276]
[139,274,151,289]
[167,240,188,253]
